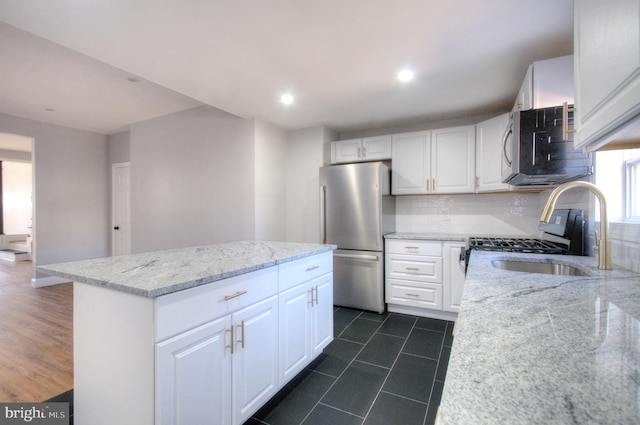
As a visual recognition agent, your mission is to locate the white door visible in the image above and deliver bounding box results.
[278,282,311,385]
[310,273,334,356]
[156,316,233,425]
[431,126,476,193]
[232,295,279,425]
[112,162,131,256]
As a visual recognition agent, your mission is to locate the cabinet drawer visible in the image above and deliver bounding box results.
[386,254,442,283]
[386,240,442,256]
[155,266,278,341]
[386,279,443,310]
[278,251,333,292]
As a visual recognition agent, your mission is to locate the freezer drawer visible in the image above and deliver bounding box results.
[333,249,384,313]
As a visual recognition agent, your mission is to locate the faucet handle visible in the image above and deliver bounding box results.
[593,231,600,252]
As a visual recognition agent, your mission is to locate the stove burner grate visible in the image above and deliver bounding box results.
[469,237,569,254]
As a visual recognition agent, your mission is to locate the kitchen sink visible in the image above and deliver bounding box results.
[491,259,590,276]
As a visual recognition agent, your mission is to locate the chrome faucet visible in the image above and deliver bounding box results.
[540,181,612,270]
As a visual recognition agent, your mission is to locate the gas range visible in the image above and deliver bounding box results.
[468,237,569,254]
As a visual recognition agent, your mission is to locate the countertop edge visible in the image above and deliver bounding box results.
[37,242,336,298]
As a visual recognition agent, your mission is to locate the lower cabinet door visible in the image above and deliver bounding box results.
[232,295,279,425]
[279,282,312,385]
[156,315,232,425]
[311,273,334,356]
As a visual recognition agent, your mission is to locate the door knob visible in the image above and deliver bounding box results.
[114,226,120,230]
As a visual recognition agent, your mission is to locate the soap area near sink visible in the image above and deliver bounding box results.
[438,250,640,424]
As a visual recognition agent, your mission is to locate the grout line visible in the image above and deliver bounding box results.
[359,314,419,421]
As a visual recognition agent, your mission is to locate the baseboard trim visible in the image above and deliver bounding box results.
[32,276,72,288]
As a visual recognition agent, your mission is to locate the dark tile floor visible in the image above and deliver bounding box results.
[246,307,454,425]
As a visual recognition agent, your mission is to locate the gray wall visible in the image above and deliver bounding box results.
[130,106,255,253]
[285,125,336,243]
[0,113,110,280]
[254,119,287,241]
[109,130,131,164]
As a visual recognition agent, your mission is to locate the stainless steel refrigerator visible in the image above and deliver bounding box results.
[319,161,395,313]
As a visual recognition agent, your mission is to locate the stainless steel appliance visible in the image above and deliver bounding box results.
[501,105,592,186]
[465,208,586,271]
[319,162,395,313]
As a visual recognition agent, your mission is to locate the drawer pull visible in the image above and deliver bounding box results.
[405,267,419,271]
[224,290,247,301]
[405,246,419,250]
[405,293,420,297]
[236,320,245,350]
[305,265,320,272]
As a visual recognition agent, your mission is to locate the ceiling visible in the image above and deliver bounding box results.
[0,0,574,137]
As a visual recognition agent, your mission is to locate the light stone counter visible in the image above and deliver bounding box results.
[384,232,467,242]
[438,251,640,424]
[37,240,335,297]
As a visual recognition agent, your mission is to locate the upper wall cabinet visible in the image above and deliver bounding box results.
[391,126,475,195]
[475,113,511,193]
[515,55,574,112]
[331,135,392,164]
[574,0,640,151]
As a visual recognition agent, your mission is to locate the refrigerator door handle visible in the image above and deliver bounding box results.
[320,185,327,244]
[334,253,379,261]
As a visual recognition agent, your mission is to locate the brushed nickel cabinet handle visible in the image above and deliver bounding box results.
[224,290,247,301]
[405,267,419,271]
[226,326,234,355]
[305,265,320,272]
[405,293,420,297]
[236,321,245,350]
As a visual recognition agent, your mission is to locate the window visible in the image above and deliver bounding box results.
[626,157,640,220]
[595,148,640,222]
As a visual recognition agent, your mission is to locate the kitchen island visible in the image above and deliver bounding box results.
[438,251,640,424]
[38,240,336,425]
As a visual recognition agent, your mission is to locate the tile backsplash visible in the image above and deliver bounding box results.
[395,192,639,272]
[395,193,544,236]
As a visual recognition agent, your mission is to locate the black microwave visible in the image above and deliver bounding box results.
[501,105,592,186]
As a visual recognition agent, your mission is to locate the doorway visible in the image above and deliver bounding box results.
[0,132,34,266]
[112,162,131,256]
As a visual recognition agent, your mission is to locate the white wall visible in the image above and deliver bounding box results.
[254,119,287,241]
[109,130,131,164]
[130,106,255,253]
[2,161,32,235]
[0,112,110,281]
[285,126,336,243]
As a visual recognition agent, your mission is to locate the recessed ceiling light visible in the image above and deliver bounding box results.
[397,69,414,82]
[45,108,56,112]
[280,93,294,105]
[127,77,140,83]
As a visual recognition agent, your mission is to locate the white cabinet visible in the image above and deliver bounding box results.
[442,242,466,313]
[385,239,465,320]
[431,126,476,194]
[232,296,279,424]
[278,253,333,385]
[331,135,392,164]
[574,0,640,151]
[391,131,431,194]
[475,113,511,192]
[156,316,232,425]
[515,55,574,111]
[73,250,333,425]
[156,295,279,425]
[391,126,475,195]
[386,240,444,316]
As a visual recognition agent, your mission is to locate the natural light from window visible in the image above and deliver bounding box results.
[595,148,640,222]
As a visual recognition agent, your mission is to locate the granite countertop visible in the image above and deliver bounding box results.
[385,232,467,242]
[37,240,335,298]
[438,251,640,424]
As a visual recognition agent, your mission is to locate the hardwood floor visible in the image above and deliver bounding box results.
[0,260,73,402]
